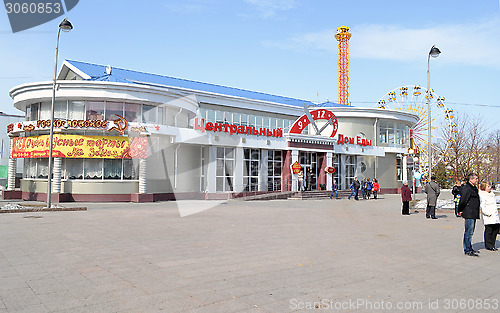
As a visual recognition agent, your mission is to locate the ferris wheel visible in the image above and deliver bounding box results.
[376,85,456,174]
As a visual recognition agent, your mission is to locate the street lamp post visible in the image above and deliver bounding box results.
[427,45,441,181]
[47,18,73,208]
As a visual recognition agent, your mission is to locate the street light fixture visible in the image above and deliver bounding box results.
[427,45,441,181]
[47,18,73,208]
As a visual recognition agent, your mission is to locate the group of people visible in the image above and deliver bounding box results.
[346,177,380,200]
[297,169,315,191]
[401,173,500,257]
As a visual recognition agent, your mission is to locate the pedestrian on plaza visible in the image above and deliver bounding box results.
[451,180,464,218]
[298,170,305,191]
[373,179,380,199]
[329,178,339,199]
[353,177,360,200]
[424,175,440,219]
[365,178,373,199]
[458,173,480,257]
[479,182,500,251]
[306,169,314,191]
[401,180,412,215]
[361,178,367,199]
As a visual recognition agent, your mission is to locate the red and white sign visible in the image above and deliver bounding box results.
[291,161,302,174]
[289,109,338,138]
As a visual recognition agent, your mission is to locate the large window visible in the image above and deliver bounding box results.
[300,152,317,190]
[200,146,206,192]
[345,155,356,189]
[23,158,138,181]
[244,149,260,191]
[198,108,295,133]
[267,150,282,191]
[216,147,234,192]
[379,121,410,147]
[333,154,340,188]
[25,101,167,125]
[396,156,403,181]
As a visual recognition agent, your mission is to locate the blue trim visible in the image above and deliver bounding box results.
[65,60,345,108]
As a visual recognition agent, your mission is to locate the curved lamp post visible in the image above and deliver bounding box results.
[427,45,441,181]
[47,18,73,208]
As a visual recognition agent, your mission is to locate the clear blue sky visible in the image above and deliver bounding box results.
[1,0,499,129]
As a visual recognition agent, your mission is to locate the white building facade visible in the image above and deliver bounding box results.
[5,60,418,202]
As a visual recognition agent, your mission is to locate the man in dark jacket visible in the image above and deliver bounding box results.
[458,173,480,257]
[424,176,440,219]
[352,177,361,200]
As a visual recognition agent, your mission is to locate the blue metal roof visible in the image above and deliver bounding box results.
[64,60,344,108]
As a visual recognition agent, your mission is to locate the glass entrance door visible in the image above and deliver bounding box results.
[300,152,318,190]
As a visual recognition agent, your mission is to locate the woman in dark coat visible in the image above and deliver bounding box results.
[401,180,412,215]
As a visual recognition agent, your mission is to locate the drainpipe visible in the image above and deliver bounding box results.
[174,143,180,189]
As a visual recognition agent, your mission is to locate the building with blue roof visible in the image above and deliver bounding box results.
[5,60,418,202]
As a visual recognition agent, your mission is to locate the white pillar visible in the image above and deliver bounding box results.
[234,147,244,193]
[326,152,333,190]
[7,137,16,191]
[206,146,217,193]
[259,149,268,192]
[139,158,147,194]
[291,149,299,191]
[52,157,62,193]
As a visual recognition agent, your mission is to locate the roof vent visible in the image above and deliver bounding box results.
[106,65,112,75]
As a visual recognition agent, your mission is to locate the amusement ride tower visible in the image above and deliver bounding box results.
[334,26,351,106]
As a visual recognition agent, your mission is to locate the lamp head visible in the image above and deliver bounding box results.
[429,45,441,58]
[59,18,73,32]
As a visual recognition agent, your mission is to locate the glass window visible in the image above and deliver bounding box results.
[37,158,49,179]
[207,109,215,123]
[216,147,234,192]
[26,105,31,121]
[124,103,141,122]
[68,101,85,120]
[64,158,83,180]
[123,159,138,180]
[86,101,104,120]
[396,157,403,181]
[157,107,164,125]
[240,114,248,126]
[244,148,260,191]
[345,155,356,189]
[142,105,156,123]
[53,101,67,120]
[104,159,122,179]
[39,102,51,120]
[215,110,224,123]
[267,150,282,191]
[105,102,124,120]
[85,159,103,179]
[30,103,39,120]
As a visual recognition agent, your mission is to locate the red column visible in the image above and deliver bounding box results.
[318,152,327,189]
[282,150,292,191]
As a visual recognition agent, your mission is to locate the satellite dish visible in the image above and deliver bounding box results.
[106,65,112,75]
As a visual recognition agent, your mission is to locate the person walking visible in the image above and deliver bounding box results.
[329,178,339,199]
[361,178,367,199]
[365,178,373,199]
[373,179,380,199]
[298,170,304,191]
[306,169,314,191]
[452,180,464,218]
[353,177,360,200]
[479,182,500,251]
[458,173,480,257]
[401,180,412,215]
[424,175,440,219]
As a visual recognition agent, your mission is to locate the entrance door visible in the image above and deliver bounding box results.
[300,152,318,190]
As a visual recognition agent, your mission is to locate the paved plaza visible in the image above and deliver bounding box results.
[1,192,499,312]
